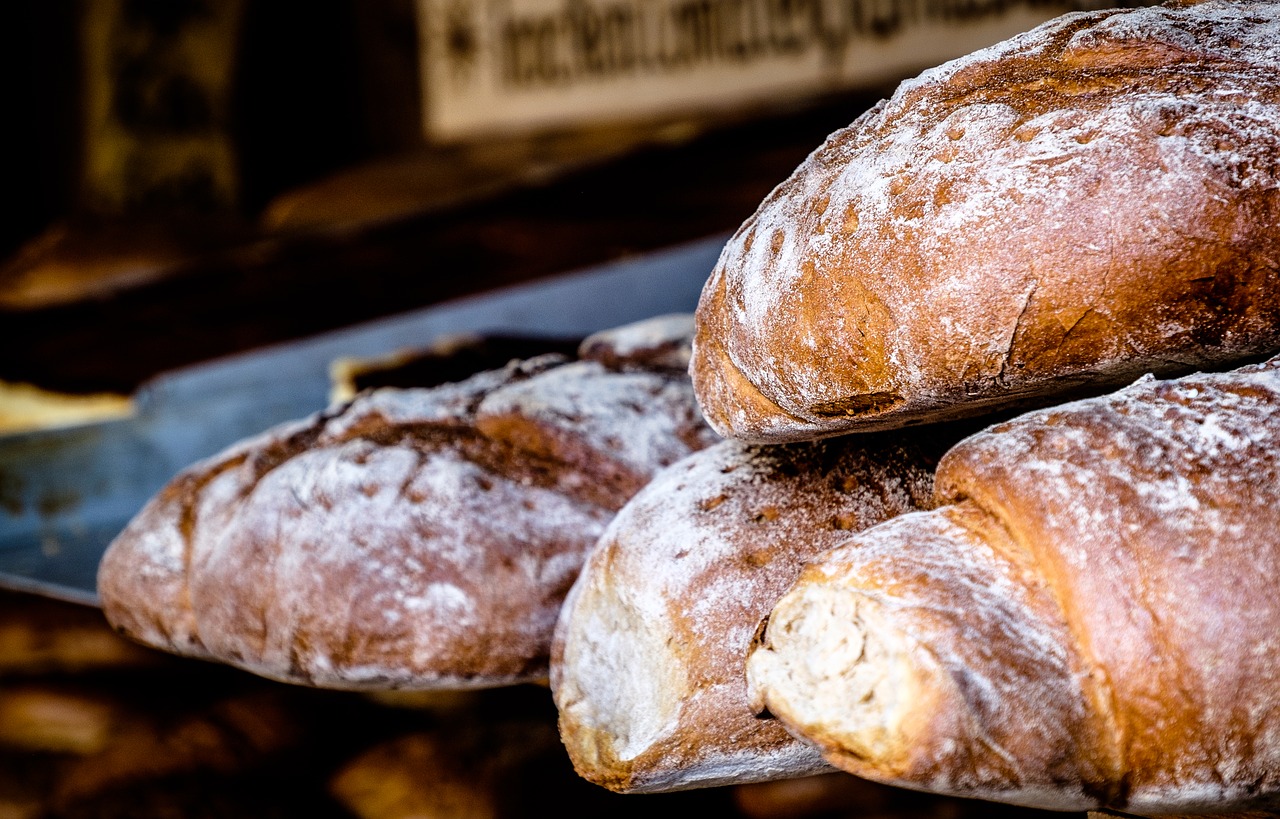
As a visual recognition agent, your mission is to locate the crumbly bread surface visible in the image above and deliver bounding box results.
[552,431,950,792]
[98,317,717,690]
[693,1,1280,442]
[748,358,1280,813]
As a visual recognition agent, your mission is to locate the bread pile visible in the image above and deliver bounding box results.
[551,432,955,792]
[747,359,1280,814]
[552,1,1280,816]
[97,2,1280,817]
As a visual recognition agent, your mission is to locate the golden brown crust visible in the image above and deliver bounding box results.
[748,500,1110,811]
[692,1,1280,442]
[552,430,953,792]
[99,319,716,691]
[749,357,1280,813]
[934,358,1280,813]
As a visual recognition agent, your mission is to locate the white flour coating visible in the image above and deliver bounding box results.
[554,565,687,762]
[697,1,1280,439]
[579,313,696,371]
[476,360,717,481]
[946,359,1280,541]
[101,345,713,690]
[96,413,327,656]
[322,354,564,437]
[751,500,1103,811]
[552,434,939,791]
[746,358,1280,811]
[919,357,1280,810]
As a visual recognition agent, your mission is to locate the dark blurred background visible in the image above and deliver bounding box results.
[1,0,1155,397]
[0,0,860,395]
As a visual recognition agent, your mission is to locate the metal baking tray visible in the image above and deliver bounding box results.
[0,234,728,606]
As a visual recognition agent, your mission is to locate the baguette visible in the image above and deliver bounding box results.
[747,358,1280,814]
[692,1,1280,442]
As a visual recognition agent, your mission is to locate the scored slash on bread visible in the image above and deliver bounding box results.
[97,315,718,690]
[747,356,1280,815]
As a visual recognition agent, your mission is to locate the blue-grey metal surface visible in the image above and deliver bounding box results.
[0,234,728,606]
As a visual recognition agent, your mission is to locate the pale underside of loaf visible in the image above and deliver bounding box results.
[552,432,950,792]
[747,358,1280,814]
[692,1,1280,442]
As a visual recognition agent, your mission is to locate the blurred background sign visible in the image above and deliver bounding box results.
[418,0,1127,139]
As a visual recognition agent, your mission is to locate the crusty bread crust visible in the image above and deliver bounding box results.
[99,318,717,691]
[693,1,1280,442]
[748,357,1280,813]
[552,431,952,792]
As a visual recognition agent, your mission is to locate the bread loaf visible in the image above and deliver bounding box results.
[552,430,955,792]
[98,316,717,690]
[746,357,1280,814]
[692,1,1280,442]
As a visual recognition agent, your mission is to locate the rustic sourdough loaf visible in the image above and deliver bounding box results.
[747,357,1280,814]
[98,316,717,690]
[552,428,961,792]
[692,1,1280,442]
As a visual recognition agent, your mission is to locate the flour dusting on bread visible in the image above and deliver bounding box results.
[553,431,952,792]
[693,1,1280,441]
[100,318,714,691]
[749,357,1280,813]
